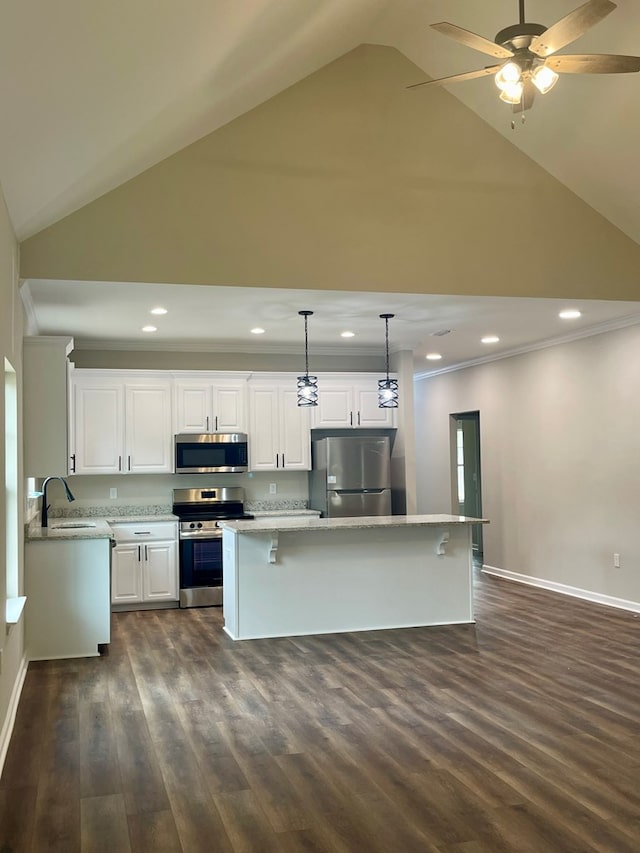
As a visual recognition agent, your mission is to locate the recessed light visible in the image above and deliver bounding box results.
[141,325,157,333]
[426,353,442,361]
[250,327,266,335]
[481,335,500,344]
[150,307,167,315]
[559,309,582,320]
[341,331,355,338]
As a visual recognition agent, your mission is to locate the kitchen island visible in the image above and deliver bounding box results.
[220,514,488,640]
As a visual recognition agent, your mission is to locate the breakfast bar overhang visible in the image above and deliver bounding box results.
[220,514,488,640]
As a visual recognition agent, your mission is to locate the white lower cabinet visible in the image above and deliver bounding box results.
[248,380,311,471]
[110,522,178,606]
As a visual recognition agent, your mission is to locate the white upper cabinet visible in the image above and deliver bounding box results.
[72,372,173,474]
[313,374,396,429]
[248,379,311,471]
[174,375,248,434]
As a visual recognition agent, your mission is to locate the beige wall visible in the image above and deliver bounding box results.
[0,184,25,765]
[71,348,384,372]
[20,45,640,301]
[414,323,640,604]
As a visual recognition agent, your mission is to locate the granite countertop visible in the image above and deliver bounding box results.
[26,514,179,542]
[220,513,489,534]
[250,509,321,518]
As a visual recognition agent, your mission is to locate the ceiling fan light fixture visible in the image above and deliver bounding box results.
[499,80,524,104]
[531,64,559,94]
[495,61,522,90]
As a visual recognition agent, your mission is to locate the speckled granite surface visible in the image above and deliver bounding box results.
[26,514,178,541]
[245,499,309,512]
[49,503,173,518]
[220,514,489,534]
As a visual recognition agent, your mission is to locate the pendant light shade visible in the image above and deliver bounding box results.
[297,310,318,407]
[378,313,398,408]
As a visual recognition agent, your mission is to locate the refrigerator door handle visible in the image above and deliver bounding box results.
[334,488,385,494]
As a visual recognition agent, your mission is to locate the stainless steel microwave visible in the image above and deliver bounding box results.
[174,433,249,474]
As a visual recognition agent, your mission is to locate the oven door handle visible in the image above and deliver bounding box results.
[179,530,223,541]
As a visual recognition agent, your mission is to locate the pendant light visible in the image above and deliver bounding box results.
[297,310,318,406]
[378,313,398,408]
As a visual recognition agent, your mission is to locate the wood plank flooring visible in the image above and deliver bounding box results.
[1,569,639,852]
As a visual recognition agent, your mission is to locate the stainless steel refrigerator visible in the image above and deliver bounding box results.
[308,435,392,518]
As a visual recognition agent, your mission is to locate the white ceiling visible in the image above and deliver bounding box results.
[22,279,640,376]
[6,1,640,373]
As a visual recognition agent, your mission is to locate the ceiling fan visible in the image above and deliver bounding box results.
[408,0,640,114]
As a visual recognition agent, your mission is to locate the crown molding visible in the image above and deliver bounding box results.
[413,313,640,381]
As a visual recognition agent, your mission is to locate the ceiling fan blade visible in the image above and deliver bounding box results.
[431,22,513,59]
[529,0,617,58]
[407,66,502,90]
[546,53,640,73]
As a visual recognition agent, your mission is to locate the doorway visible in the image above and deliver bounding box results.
[451,411,483,558]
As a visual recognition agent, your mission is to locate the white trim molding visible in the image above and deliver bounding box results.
[0,653,28,777]
[482,565,640,614]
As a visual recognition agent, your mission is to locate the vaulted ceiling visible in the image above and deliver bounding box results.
[5,1,640,372]
[3,0,639,244]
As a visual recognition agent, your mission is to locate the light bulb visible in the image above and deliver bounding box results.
[531,64,559,95]
[531,65,558,95]
[499,80,523,105]
[495,61,522,91]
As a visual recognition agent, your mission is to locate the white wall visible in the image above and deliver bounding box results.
[414,323,640,606]
[51,470,309,510]
[0,184,26,772]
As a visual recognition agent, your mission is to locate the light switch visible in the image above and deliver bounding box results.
[110,487,117,499]
[269,483,277,495]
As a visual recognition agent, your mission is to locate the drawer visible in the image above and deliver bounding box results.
[109,521,177,543]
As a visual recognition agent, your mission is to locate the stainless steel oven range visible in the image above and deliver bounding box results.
[172,486,254,608]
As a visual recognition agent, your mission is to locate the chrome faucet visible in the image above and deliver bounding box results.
[41,476,75,527]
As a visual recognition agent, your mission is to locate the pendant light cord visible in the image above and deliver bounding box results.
[304,313,310,376]
[385,315,390,381]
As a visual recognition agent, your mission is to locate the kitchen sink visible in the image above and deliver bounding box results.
[51,522,97,529]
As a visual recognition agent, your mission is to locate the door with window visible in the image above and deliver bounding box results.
[452,412,483,557]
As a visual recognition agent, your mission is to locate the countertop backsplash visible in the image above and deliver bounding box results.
[245,499,308,512]
[48,499,173,518]
[46,497,310,518]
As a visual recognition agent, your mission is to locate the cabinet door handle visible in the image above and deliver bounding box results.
[138,545,141,561]
[134,531,151,535]
[206,415,210,432]
[128,455,131,471]
[275,454,279,468]
[215,416,218,431]
[282,453,285,468]
[350,411,353,426]
[70,454,76,473]
[357,411,361,426]
[118,455,122,471]
[144,545,148,561]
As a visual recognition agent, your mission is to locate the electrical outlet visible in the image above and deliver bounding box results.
[269,483,277,495]
[613,552,620,568]
[110,487,117,499]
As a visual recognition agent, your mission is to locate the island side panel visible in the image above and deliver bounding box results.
[222,527,239,638]
[224,524,474,640]
[25,538,111,659]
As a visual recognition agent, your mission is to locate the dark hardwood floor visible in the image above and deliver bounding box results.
[1,569,639,852]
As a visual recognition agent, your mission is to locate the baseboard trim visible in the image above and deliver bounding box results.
[482,565,640,614]
[0,653,28,777]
